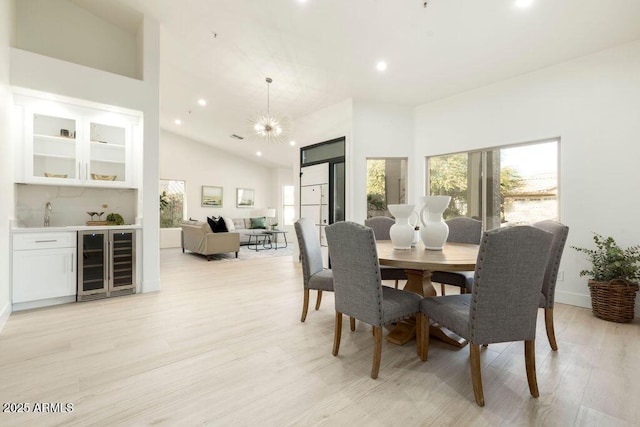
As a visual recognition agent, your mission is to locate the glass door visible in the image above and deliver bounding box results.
[88,121,127,185]
[32,112,80,181]
[109,230,135,292]
[78,231,108,297]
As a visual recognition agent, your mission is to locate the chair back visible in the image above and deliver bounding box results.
[533,220,569,308]
[294,218,324,289]
[364,217,395,240]
[325,221,384,326]
[469,225,553,344]
[446,217,483,244]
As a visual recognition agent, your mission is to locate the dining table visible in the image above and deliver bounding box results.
[376,240,479,347]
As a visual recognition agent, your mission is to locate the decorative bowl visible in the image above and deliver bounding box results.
[44,172,68,178]
[91,174,117,181]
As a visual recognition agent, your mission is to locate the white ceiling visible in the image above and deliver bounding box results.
[111,0,640,168]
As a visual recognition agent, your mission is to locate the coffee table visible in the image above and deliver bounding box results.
[246,231,271,251]
[265,230,288,249]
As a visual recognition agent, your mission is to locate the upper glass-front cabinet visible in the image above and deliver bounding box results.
[14,91,140,188]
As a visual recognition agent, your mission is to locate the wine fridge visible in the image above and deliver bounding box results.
[77,229,136,301]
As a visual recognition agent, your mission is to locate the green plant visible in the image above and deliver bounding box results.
[160,191,170,211]
[572,234,640,282]
[106,213,125,225]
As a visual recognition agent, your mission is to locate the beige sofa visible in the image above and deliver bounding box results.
[181,222,240,260]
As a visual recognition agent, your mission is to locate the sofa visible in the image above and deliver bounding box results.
[231,218,269,245]
[181,222,240,260]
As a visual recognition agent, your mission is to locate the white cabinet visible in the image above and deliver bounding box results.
[14,92,139,188]
[12,232,77,307]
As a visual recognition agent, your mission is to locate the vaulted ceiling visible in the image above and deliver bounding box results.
[111,0,640,168]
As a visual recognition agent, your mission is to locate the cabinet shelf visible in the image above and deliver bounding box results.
[34,152,76,160]
[34,134,77,143]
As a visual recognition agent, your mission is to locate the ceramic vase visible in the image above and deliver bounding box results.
[387,204,416,250]
[419,195,451,250]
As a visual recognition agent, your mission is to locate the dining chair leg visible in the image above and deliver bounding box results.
[315,290,323,310]
[544,308,558,351]
[469,344,485,407]
[394,280,399,289]
[525,340,539,398]
[350,317,356,331]
[332,312,343,356]
[371,326,383,379]
[440,283,446,296]
[417,314,430,361]
[301,289,310,322]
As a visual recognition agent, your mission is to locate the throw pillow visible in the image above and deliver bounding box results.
[206,216,217,233]
[250,217,266,229]
[223,217,235,231]
[214,217,228,233]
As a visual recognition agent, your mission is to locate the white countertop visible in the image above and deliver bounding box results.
[12,225,142,233]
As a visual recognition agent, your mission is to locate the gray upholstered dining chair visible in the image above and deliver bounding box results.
[325,221,422,379]
[364,216,408,289]
[431,217,482,296]
[533,220,569,351]
[417,225,553,406]
[294,218,356,330]
[294,218,334,322]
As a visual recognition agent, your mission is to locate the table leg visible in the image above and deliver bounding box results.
[386,268,467,348]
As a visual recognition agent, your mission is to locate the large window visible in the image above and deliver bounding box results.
[160,179,186,228]
[427,140,558,228]
[367,158,408,218]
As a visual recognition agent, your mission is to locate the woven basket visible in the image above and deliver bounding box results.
[588,279,639,323]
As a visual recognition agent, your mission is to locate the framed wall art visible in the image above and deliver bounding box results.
[201,185,223,207]
[236,188,255,208]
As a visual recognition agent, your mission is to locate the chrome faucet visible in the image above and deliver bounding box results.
[44,202,52,227]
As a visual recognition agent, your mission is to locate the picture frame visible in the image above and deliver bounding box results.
[236,188,255,208]
[201,185,223,207]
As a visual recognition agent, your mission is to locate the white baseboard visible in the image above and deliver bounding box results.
[141,279,161,293]
[12,295,76,312]
[556,289,640,318]
[0,301,11,333]
[555,290,591,309]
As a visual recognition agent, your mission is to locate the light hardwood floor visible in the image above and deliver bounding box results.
[1,248,639,426]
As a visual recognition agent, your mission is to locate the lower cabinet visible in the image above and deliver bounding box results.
[12,232,77,309]
[77,229,136,300]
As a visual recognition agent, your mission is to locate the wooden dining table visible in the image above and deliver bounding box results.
[376,240,479,347]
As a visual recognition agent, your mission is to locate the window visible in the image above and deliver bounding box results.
[367,158,408,218]
[427,139,558,228]
[160,179,186,228]
[283,185,295,226]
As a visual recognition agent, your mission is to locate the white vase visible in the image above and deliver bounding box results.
[387,204,416,250]
[419,195,451,250]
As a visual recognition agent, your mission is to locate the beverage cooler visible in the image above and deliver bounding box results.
[77,229,136,301]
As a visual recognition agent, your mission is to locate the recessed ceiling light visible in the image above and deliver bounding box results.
[515,0,534,8]
[198,99,207,107]
[376,61,387,72]
[289,140,296,146]
[256,151,262,156]
[174,119,182,125]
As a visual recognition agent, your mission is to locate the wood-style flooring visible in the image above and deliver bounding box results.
[1,248,639,426]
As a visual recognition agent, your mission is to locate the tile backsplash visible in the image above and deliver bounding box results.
[15,184,137,227]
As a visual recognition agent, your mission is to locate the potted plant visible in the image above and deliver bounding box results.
[572,233,640,322]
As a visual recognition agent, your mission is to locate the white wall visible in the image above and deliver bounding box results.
[352,100,414,223]
[0,0,14,331]
[414,40,640,311]
[160,130,280,221]
[14,0,141,79]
